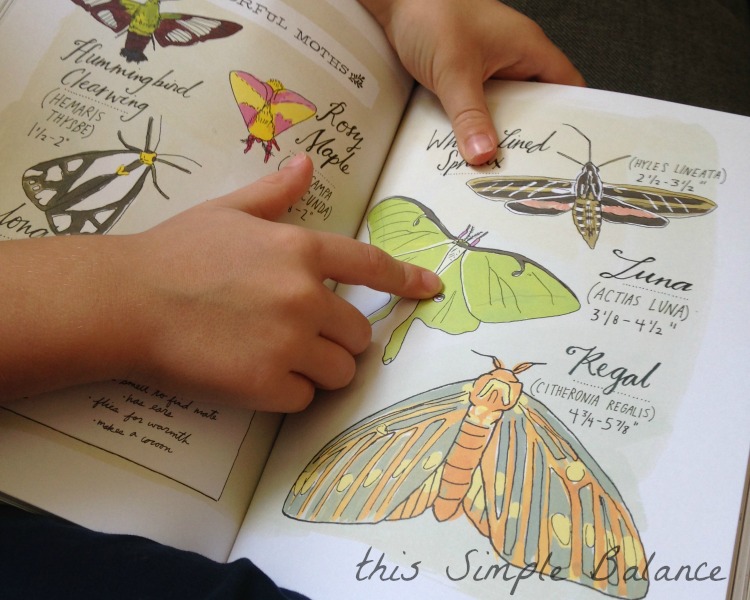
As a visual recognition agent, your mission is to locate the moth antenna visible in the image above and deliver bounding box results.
[598,154,630,168]
[152,117,165,153]
[562,123,628,169]
[456,225,472,239]
[144,117,155,152]
[470,350,504,370]
[117,130,141,152]
[512,361,545,374]
[159,154,202,170]
[159,156,192,174]
[562,123,592,162]
[556,151,585,167]
[468,231,487,247]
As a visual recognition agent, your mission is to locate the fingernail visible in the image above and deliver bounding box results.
[422,270,443,295]
[464,134,495,163]
[283,152,308,170]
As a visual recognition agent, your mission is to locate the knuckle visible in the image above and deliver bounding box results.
[333,353,357,389]
[350,317,373,355]
[278,227,315,255]
[315,350,357,393]
[286,279,324,315]
[277,275,323,315]
[451,105,490,131]
[286,382,316,413]
[526,20,548,41]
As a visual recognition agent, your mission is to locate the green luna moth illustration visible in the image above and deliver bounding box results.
[367,197,580,363]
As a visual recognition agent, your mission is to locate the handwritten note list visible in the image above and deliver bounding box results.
[5,379,254,499]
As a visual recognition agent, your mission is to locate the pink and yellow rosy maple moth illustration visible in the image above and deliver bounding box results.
[229,71,317,163]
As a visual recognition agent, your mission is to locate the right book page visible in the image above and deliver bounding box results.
[233,81,750,600]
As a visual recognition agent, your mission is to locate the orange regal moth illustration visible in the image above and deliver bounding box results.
[284,356,649,599]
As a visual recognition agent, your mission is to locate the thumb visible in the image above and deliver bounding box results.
[434,71,499,166]
[212,153,313,221]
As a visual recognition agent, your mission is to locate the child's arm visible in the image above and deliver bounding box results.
[0,155,440,411]
[359,0,585,165]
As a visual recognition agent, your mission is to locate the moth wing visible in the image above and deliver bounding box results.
[399,246,580,361]
[392,241,581,340]
[153,14,243,47]
[368,196,579,364]
[367,196,458,271]
[23,151,148,235]
[119,0,141,11]
[599,193,668,227]
[70,0,132,32]
[409,256,481,335]
[468,176,576,215]
[460,248,580,323]
[229,71,271,128]
[22,150,128,211]
[462,393,648,599]
[45,175,148,235]
[283,381,470,523]
[270,90,317,136]
[602,184,716,222]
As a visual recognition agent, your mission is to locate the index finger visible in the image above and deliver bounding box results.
[316,234,442,299]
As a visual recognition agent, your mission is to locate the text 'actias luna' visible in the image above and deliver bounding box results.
[367,197,580,363]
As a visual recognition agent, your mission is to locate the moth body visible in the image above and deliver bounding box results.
[129,0,161,36]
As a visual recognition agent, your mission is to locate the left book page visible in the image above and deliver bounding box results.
[0,0,412,561]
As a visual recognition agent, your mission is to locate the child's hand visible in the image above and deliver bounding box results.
[110,154,440,412]
[361,0,585,165]
[0,155,440,411]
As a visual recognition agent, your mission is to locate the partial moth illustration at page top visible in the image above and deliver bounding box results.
[70,0,244,64]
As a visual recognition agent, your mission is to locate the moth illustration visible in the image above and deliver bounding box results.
[22,117,196,235]
[71,0,243,63]
[284,356,648,599]
[229,71,317,163]
[468,124,716,249]
[366,197,579,363]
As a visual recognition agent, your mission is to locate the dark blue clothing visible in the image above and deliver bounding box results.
[0,504,310,600]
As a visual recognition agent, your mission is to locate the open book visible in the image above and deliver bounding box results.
[0,1,749,599]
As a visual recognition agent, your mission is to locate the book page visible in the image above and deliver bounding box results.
[0,0,411,560]
[232,82,750,599]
